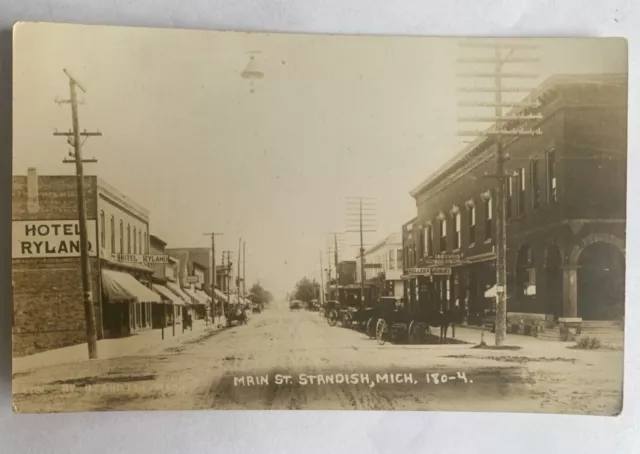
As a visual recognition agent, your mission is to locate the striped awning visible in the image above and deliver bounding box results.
[165,282,192,305]
[102,269,162,304]
[152,284,184,306]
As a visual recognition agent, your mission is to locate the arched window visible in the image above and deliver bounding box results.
[99,210,106,248]
[110,216,115,252]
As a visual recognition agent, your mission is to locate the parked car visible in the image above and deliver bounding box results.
[289,300,302,311]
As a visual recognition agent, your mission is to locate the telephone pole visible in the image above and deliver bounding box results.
[319,251,325,306]
[203,232,223,322]
[242,241,247,302]
[54,69,102,360]
[457,39,542,346]
[223,251,233,307]
[237,238,242,303]
[326,232,345,299]
[346,197,377,309]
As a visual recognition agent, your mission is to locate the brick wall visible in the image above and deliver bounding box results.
[12,175,98,221]
[12,257,101,356]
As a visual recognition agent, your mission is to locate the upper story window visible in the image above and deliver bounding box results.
[127,224,131,253]
[467,201,476,246]
[517,168,526,217]
[397,249,404,270]
[389,250,396,270]
[133,227,137,254]
[451,206,461,250]
[424,225,433,257]
[438,217,447,252]
[483,192,493,241]
[110,216,115,252]
[99,210,106,248]
[531,158,540,210]
[138,230,142,254]
[144,232,148,254]
[119,221,124,253]
[547,149,557,203]
[507,176,513,219]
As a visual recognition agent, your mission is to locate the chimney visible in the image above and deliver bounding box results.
[27,167,39,213]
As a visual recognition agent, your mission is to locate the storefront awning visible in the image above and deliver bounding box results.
[152,284,184,306]
[165,281,192,305]
[214,289,228,303]
[102,269,162,304]
[194,289,211,305]
[183,287,198,304]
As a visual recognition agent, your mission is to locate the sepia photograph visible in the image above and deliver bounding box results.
[11,22,627,415]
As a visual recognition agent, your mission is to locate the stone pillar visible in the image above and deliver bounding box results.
[561,265,579,318]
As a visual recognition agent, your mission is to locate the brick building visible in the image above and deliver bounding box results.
[404,74,627,329]
[12,169,162,356]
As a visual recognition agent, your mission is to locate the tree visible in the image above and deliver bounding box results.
[249,281,273,306]
[293,277,320,303]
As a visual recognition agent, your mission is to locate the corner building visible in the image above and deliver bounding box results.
[12,169,160,356]
[405,74,627,329]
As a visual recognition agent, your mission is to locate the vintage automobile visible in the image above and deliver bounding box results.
[225,304,248,327]
[289,300,302,311]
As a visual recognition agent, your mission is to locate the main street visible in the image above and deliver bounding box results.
[13,303,622,414]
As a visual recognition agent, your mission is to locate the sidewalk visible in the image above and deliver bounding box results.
[13,318,225,374]
[452,326,580,356]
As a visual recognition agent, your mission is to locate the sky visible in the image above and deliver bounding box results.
[12,23,627,299]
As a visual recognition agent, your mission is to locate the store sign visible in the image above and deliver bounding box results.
[423,253,468,266]
[185,275,199,284]
[116,254,169,264]
[12,220,97,258]
[408,267,452,276]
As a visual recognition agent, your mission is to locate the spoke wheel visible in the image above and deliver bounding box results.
[342,312,353,328]
[366,318,375,338]
[376,319,388,345]
[408,321,418,344]
[327,309,338,327]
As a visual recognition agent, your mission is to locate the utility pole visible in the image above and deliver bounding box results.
[319,251,325,306]
[242,241,247,303]
[223,251,233,309]
[54,69,102,360]
[346,197,377,309]
[237,238,242,304]
[325,232,345,300]
[457,39,542,346]
[204,232,223,323]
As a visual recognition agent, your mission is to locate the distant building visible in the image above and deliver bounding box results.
[356,233,404,298]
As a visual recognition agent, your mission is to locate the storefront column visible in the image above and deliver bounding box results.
[561,265,579,318]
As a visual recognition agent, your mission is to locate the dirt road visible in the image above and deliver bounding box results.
[13,305,623,414]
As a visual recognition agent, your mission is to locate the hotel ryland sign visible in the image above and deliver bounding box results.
[12,220,97,258]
